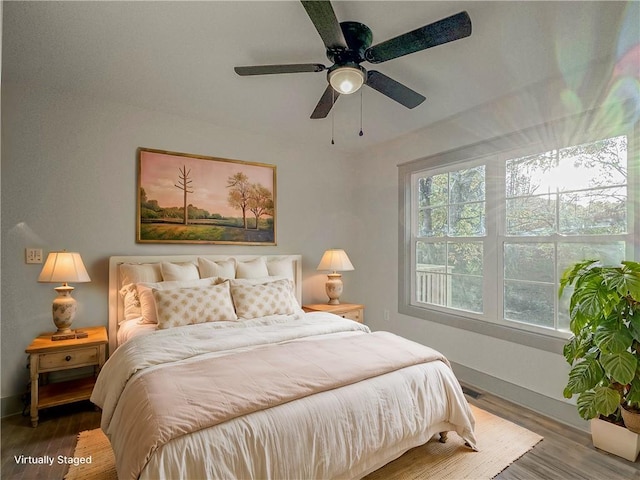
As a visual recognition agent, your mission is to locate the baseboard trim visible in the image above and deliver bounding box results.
[451,361,589,433]
[1,393,26,418]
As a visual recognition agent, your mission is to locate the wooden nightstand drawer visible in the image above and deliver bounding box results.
[340,309,363,322]
[303,303,365,324]
[38,346,99,371]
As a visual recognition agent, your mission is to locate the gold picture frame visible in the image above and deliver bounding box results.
[137,148,276,245]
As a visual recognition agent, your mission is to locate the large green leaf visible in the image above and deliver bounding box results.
[564,334,594,363]
[559,260,599,297]
[594,328,633,354]
[573,279,605,319]
[601,351,637,384]
[576,387,620,420]
[566,357,604,394]
[563,338,579,364]
[593,386,622,417]
[569,307,590,335]
[576,391,599,419]
[608,263,640,300]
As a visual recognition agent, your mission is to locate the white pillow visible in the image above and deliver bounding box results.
[230,279,299,319]
[119,263,162,286]
[137,277,216,324]
[236,257,269,279]
[154,282,237,329]
[161,261,199,281]
[198,257,237,279]
[266,258,295,280]
[119,283,141,323]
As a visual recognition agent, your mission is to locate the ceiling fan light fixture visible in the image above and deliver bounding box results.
[328,66,366,95]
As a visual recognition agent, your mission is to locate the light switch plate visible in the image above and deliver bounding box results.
[26,248,43,264]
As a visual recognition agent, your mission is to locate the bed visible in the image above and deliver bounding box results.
[91,254,476,480]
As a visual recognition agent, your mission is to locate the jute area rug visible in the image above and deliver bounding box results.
[65,405,542,480]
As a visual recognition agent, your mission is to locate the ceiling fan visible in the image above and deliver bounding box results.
[234,1,472,119]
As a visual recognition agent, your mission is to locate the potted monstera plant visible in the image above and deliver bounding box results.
[560,260,640,461]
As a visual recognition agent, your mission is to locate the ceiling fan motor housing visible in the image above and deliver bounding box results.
[326,21,372,65]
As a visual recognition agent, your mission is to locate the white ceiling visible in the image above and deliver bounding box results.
[2,1,631,153]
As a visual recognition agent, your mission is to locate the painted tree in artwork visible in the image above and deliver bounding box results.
[227,172,251,228]
[174,165,194,225]
[247,183,274,229]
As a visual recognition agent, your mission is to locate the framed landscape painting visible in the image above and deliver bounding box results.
[137,148,276,245]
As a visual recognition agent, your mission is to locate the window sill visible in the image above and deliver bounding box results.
[399,303,567,354]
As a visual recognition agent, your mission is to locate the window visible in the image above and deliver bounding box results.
[414,165,485,313]
[400,124,637,353]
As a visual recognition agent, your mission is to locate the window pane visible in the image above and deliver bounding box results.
[506,195,556,235]
[504,281,555,328]
[449,202,485,236]
[416,241,446,265]
[451,275,483,313]
[557,242,626,271]
[415,272,447,306]
[450,166,485,203]
[448,242,483,275]
[506,151,557,197]
[504,243,554,282]
[558,136,627,190]
[559,187,627,235]
[418,173,448,208]
[418,206,447,236]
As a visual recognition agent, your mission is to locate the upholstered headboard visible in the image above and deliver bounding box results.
[108,254,302,355]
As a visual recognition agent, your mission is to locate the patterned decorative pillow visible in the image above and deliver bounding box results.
[160,262,200,281]
[137,277,216,324]
[154,282,237,329]
[230,279,298,319]
[198,257,237,279]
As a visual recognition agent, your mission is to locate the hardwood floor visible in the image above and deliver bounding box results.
[1,387,639,479]
[1,401,100,480]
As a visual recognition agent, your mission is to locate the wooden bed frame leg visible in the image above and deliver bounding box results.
[439,431,448,443]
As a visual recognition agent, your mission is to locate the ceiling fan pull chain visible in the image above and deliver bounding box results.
[331,88,335,145]
[359,89,364,137]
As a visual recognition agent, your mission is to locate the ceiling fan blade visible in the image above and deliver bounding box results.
[366,70,425,109]
[300,0,347,51]
[365,11,471,64]
[234,64,326,76]
[310,84,340,119]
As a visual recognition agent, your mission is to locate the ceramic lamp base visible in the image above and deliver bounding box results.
[325,273,344,305]
[52,284,77,335]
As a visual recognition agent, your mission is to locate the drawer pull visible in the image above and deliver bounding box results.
[65,355,72,362]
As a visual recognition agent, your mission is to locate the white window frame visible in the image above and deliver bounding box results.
[399,115,638,354]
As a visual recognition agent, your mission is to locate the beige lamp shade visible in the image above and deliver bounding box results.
[38,251,91,284]
[316,249,355,273]
[317,249,354,305]
[38,251,90,339]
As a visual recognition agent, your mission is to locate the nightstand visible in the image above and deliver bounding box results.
[25,325,107,427]
[303,303,365,323]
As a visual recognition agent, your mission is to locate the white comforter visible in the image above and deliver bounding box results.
[92,313,476,479]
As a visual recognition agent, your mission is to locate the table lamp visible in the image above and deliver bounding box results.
[38,251,91,340]
[316,249,354,305]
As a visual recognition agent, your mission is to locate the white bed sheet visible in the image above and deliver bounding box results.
[116,317,156,345]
